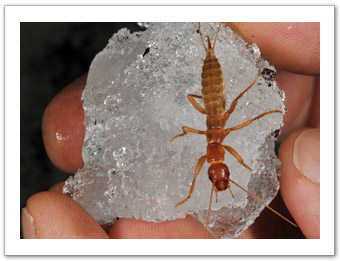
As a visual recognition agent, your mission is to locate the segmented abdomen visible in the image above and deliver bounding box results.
[201,55,226,117]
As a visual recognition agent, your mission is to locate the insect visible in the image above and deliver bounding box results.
[171,22,297,238]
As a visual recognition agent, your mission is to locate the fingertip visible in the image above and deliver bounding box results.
[22,208,36,239]
[109,215,216,239]
[279,128,320,238]
[226,22,320,75]
[49,181,66,194]
[42,74,87,174]
[23,191,109,239]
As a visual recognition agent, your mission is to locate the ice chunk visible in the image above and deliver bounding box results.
[63,23,285,239]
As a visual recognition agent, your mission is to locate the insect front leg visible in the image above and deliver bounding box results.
[223,145,252,171]
[176,155,207,207]
[171,126,205,142]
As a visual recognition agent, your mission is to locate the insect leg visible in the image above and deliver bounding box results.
[224,73,260,121]
[187,94,206,114]
[223,145,252,171]
[225,110,282,132]
[176,155,206,207]
[171,126,205,142]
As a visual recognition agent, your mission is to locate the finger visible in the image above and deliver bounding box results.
[279,128,320,238]
[108,216,216,239]
[22,191,109,239]
[48,181,113,233]
[226,22,320,75]
[49,181,66,193]
[276,69,319,137]
[42,74,86,174]
[306,76,320,129]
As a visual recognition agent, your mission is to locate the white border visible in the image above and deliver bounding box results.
[5,5,334,256]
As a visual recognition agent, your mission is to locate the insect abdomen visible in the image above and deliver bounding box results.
[201,54,226,139]
[201,55,226,117]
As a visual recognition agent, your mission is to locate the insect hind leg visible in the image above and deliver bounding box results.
[224,73,260,122]
[187,94,206,114]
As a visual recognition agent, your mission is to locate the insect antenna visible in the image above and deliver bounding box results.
[227,178,298,227]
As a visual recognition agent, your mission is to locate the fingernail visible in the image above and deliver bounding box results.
[22,208,36,239]
[293,129,320,183]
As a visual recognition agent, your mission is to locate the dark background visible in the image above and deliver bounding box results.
[20,22,142,238]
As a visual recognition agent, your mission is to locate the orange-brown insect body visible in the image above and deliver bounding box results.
[171,23,296,238]
[202,36,230,192]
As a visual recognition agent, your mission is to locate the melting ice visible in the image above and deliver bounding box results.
[63,23,285,238]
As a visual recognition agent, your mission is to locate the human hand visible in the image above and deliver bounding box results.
[22,22,320,239]
[228,22,320,239]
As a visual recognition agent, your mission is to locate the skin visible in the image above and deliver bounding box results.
[22,22,320,239]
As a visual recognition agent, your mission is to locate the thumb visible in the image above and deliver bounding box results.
[22,191,109,239]
[279,128,320,238]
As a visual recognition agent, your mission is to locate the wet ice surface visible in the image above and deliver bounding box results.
[63,23,285,239]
